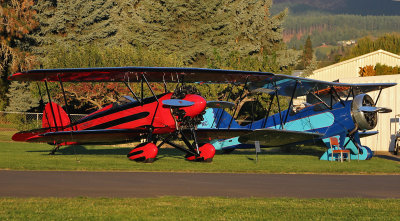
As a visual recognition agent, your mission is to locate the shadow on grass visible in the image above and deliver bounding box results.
[27,144,327,161]
[28,145,186,158]
[220,145,326,157]
[375,154,400,162]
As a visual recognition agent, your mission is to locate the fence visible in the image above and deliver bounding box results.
[0,111,86,131]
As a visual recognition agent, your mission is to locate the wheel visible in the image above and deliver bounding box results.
[185,143,216,162]
[127,142,158,163]
[394,139,399,155]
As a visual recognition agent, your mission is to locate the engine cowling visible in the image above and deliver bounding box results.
[351,94,377,130]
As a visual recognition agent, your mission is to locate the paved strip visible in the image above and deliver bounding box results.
[0,170,399,198]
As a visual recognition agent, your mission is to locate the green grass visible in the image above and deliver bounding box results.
[0,129,16,142]
[0,141,399,174]
[0,197,399,220]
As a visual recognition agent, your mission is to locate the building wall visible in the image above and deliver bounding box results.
[339,75,400,152]
[310,50,400,82]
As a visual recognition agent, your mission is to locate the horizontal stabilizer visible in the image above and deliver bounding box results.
[359,106,392,113]
[162,99,194,107]
[206,101,235,109]
[25,128,149,144]
[238,128,323,146]
[12,128,56,142]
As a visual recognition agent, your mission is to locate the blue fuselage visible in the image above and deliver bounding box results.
[200,101,356,150]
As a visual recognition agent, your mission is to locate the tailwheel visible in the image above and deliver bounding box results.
[185,143,216,162]
[127,142,158,163]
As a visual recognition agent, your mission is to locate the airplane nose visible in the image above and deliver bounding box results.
[180,94,207,117]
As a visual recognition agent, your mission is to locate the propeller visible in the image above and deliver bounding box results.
[359,106,392,113]
[162,99,194,107]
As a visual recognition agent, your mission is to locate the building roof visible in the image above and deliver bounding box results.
[314,49,400,74]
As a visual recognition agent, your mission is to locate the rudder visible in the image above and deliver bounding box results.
[42,102,70,130]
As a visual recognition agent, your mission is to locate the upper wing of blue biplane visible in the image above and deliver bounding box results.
[8,67,396,96]
[248,74,397,97]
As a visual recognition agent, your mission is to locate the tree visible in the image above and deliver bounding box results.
[0,0,38,110]
[6,82,39,112]
[358,65,376,77]
[298,36,313,70]
[33,0,287,65]
[342,33,400,61]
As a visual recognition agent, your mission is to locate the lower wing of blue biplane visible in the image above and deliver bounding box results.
[193,128,322,147]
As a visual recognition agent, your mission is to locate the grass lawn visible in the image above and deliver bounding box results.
[0,141,399,174]
[0,197,399,220]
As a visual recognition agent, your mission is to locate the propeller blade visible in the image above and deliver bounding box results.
[359,130,379,138]
[249,87,274,94]
[206,101,235,109]
[162,99,194,107]
[359,106,392,113]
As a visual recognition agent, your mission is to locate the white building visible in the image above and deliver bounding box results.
[308,50,400,152]
[311,49,400,82]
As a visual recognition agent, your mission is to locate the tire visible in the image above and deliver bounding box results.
[394,139,399,155]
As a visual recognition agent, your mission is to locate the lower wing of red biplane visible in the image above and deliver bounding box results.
[8,66,396,162]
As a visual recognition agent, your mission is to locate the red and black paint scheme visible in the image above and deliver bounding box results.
[12,86,213,162]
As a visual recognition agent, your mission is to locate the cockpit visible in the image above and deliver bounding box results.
[115,95,136,106]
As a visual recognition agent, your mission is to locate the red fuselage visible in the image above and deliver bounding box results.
[69,92,206,134]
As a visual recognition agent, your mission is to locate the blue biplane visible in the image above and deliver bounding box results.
[196,74,395,161]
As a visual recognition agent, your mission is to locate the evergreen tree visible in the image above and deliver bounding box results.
[0,0,38,110]
[342,33,400,60]
[298,36,313,69]
[6,82,39,112]
[32,0,287,65]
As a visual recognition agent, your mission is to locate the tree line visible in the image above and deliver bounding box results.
[283,14,400,49]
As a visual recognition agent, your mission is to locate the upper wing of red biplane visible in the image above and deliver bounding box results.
[9,67,396,97]
[8,67,274,84]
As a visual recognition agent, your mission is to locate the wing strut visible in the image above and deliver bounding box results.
[374,87,382,106]
[44,80,58,131]
[37,82,50,129]
[330,86,345,107]
[262,83,274,128]
[308,91,331,110]
[274,81,284,129]
[283,80,299,125]
[123,81,141,103]
[228,76,249,129]
[58,75,75,130]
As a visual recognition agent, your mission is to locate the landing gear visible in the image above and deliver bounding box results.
[127,142,158,163]
[185,143,216,162]
[49,144,61,155]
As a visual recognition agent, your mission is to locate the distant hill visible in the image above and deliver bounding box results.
[272,0,400,16]
[272,0,400,49]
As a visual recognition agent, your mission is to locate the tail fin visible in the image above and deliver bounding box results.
[42,102,70,129]
[198,108,241,129]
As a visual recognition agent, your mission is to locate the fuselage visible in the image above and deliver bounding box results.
[67,92,207,134]
[69,93,177,134]
[200,101,356,150]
